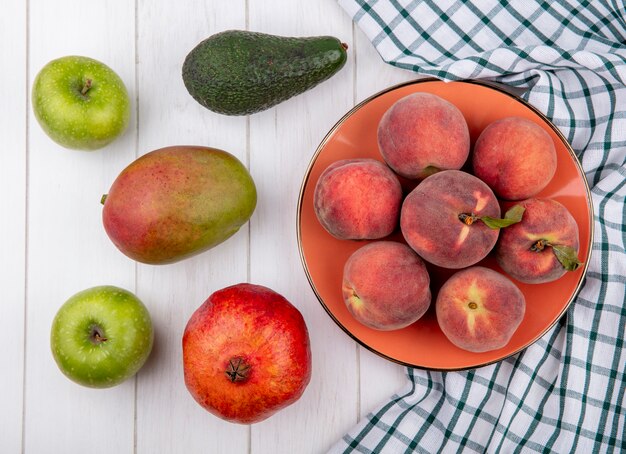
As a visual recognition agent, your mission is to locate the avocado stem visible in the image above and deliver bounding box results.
[81,78,92,95]
[341,42,349,51]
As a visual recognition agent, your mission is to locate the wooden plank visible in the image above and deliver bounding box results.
[248,1,359,451]
[353,25,417,418]
[133,1,250,453]
[0,1,26,452]
[24,1,137,452]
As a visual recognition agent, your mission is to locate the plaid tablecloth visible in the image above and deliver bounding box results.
[331,1,626,452]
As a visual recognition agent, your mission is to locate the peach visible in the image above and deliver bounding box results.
[342,241,431,330]
[472,116,557,200]
[377,92,470,179]
[436,266,525,353]
[496,198,582,284]
[314,159,402,240]
[401,170,504,269]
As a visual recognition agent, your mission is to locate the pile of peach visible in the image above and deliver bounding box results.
[314,92,582,353]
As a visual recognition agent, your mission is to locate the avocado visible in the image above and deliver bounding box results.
[182,30,348,116]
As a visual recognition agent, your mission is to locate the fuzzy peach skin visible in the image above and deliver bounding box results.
[401,170,501,269]
[496,198,580,284]
[313,158,403,240]
[472,116,557,200]
[342,241,431,330]
[436,266,525,353]
[377,92,470,179]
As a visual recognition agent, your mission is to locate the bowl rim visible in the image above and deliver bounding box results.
[296,77,594,371]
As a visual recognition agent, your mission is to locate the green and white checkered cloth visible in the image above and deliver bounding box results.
[332,1,626,452]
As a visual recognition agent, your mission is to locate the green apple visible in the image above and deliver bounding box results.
[32,56,130,150]
[50,286,153,388]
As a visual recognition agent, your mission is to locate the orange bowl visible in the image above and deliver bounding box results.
[297,79,593,370]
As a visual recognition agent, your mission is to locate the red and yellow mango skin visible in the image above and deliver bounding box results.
[436,266,525,353]
[496,198,580,284]
[400,170,501,269]
[102,146,256,264]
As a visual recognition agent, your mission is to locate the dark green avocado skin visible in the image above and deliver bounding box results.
[182,30,348,116]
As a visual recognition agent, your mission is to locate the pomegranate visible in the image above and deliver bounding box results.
[182,283,312,424]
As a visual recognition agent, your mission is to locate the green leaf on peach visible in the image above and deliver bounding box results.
[480,205,525,229]
[552,244,583,271]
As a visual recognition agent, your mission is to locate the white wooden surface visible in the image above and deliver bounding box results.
[0,1,412,452]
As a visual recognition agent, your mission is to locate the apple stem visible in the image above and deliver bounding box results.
[225,357,251,383]
[89,325,108,345]
[81,78,92,96]
[100,194,108,205]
